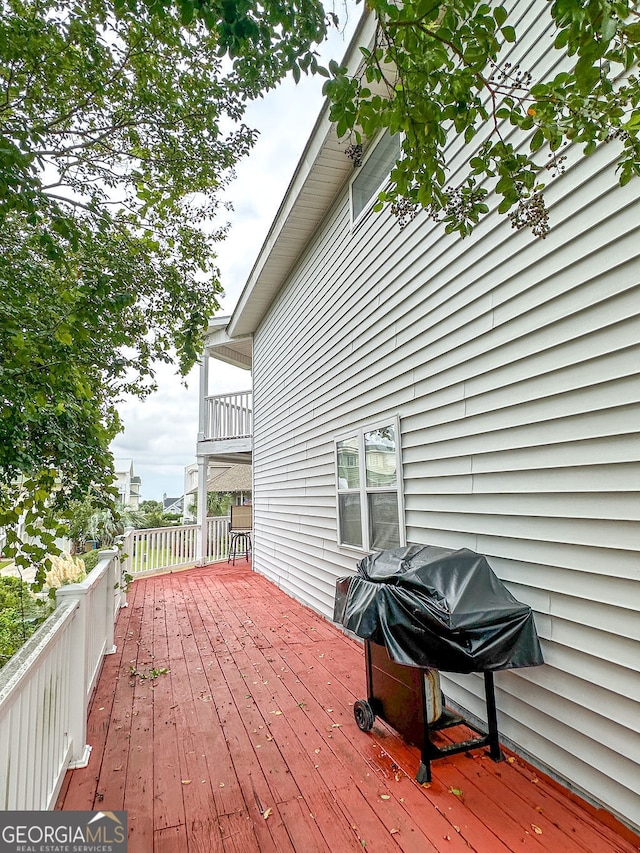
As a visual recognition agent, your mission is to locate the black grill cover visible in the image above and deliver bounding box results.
[334,545,544,673]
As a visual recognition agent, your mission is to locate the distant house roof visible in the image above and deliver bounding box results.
[163,496,183,514]
[186,464,252,495]
[207,464,252,493]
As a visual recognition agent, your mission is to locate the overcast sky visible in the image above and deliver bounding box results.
[110,13,360,502]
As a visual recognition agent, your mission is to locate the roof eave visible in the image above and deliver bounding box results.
[227,9,375,340]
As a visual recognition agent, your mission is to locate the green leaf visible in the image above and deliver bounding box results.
[623,22,640,44]
[530,129,545,153]
[493,6,508,26]
[501,25,516,42]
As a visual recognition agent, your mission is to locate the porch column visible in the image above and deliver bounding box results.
[196,456,208,566]
[198,351,209,443]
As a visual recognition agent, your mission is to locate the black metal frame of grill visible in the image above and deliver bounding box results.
[360,640,504,784]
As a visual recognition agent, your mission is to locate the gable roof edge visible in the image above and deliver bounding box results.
[227,9,374,340]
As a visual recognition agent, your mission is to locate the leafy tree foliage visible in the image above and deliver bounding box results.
[128,499,180,529]
[0,0,327,584]
[323,0,640,236]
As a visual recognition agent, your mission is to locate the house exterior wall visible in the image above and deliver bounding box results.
[249,47,640,833]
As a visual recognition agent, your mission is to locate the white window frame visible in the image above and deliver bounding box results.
[334,415,406,553]
[349,130,402,229]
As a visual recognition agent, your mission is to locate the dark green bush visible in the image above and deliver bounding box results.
[80,548,106,573]
[0,576,52,669]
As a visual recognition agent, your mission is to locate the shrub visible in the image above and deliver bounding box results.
[80,549,102,573]
[0,576,51,669]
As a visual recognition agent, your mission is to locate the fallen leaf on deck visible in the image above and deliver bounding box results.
[219,783,225,787]
[380,795,390,800]
[181,780,191,785]
[531,825,543,834]
[263,808,272,819]
[449,787,464,798]
[390,828,400,835]
[506,756,516,764]
[113,766,123,772]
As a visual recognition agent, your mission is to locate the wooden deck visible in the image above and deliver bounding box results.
[57,563,640,852]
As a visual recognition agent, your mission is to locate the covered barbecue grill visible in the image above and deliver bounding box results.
[334,545,544,782]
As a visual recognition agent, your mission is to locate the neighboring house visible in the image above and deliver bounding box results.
[198,7,640,834]
[182,463,199,522]
[183,461,252,522]
[162,494,184,516]
[113,459,141,510]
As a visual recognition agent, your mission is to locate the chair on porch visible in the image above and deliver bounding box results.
[228,504,252,565]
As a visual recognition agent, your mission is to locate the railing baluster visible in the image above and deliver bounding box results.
[202,390,252,441]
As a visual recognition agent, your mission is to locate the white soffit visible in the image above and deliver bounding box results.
[227,10,375,340]
[204,317,252,369]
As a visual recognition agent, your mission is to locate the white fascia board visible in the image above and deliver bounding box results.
[227,9,376,340]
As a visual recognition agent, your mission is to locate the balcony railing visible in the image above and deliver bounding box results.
[204,391,252,441]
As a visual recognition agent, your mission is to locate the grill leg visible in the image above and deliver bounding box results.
[484,672,504,763]
[416,670,433,784]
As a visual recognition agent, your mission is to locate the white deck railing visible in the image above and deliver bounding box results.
[205,391,252,440]
[0,549,125,810]
[205,516,231,562]
[121,517,231,577]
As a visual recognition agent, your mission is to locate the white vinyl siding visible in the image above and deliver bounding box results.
[248,0,640,833]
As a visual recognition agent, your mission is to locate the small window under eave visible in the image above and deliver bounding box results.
[350,131,402,224]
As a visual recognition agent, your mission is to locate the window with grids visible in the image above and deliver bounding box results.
[335,419,404,551]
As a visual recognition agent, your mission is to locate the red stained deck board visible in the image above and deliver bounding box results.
[169,577,298,853]
[121,583,158,853]
[197,574,482,853]
[154,824,188,853]
[163,582,247,837]
[149,579,185,833]
[57,562,640,853]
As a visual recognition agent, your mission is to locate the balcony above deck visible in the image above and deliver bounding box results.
[197,390,252,463]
